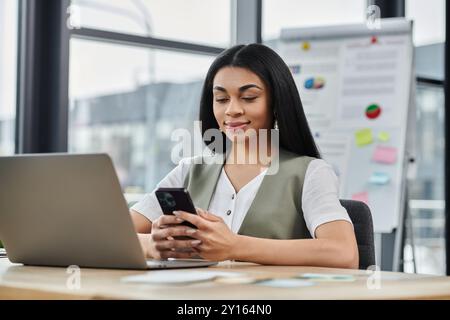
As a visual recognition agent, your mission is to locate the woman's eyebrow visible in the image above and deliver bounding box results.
[239,84,262,92]
[213,86,227,92]
[213,84,262,92]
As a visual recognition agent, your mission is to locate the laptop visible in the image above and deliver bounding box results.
[0,153,217,270]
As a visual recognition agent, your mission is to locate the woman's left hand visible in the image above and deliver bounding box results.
[173,208,238,261]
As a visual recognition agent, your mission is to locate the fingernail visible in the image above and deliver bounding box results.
[191,240,202,246]
[173,211,180,216]
[186,229,196,234]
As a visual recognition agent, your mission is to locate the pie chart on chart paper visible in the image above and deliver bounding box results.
[365,104,382,120]
[304,77,325,90]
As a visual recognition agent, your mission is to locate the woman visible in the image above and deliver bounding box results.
[130,44,359,269]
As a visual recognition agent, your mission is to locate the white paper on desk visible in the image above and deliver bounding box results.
[257,279,315,288]
[298,273,356,282]
[121,270,244,285]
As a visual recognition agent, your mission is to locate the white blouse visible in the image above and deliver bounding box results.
[131,157,352,238]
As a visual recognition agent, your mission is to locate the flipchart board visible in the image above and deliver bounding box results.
[278,18,415,233]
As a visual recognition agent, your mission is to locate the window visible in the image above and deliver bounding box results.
[263,0,366,42]
[69,39,215,193]
[404,0,446,275]
[68,1,230,198]
[71,0,231,47]
[406,0,446,46]
[405,83,445,275]
[0,0,18,156]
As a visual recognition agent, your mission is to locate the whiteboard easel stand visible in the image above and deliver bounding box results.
[393,156,417,273]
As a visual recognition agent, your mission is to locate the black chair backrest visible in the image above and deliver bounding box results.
[340,200,376,270]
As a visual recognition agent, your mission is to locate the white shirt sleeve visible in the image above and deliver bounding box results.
[302,159,353,238]
[130,157,193,223]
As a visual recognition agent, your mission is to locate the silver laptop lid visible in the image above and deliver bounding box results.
[0,153,148,269]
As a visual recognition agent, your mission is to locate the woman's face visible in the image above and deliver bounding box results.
[212,67,272,141]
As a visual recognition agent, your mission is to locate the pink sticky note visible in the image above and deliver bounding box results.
[352,192,369,205]
[372,146,397,164]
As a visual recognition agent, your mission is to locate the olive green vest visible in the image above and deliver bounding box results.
[183,148,315,240]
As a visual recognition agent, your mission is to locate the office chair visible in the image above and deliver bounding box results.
[340,200,376,270]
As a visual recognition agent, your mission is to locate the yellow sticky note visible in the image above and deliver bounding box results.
[355,129,373,147]
[378,131,390,142]
[302,41,311,51]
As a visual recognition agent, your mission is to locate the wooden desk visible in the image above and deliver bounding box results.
[0,258,449,300]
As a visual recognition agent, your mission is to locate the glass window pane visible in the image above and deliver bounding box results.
[405,1,446,275]
[69,39,215,193]
[0,0,17,156]
[405,83,445,275]
[263,0,366,42]
[70,0,231,47]
[406,0,445,46]
[410,85,444,201]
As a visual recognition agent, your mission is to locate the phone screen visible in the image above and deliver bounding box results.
[155,188,197,230]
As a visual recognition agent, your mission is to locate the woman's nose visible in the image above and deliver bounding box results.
[225,99,244,116]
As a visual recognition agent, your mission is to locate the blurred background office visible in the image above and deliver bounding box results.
[0,0,446,275]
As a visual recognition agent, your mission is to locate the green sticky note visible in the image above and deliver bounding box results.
[355,129,373,147]
[378,131,390,142]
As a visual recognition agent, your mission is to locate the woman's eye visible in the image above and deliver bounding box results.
[242,97,257,101]
[215,98,229,103]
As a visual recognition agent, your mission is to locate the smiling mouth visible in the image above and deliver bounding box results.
[224,121,251,130]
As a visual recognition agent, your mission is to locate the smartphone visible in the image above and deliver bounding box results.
[155,188,198,231]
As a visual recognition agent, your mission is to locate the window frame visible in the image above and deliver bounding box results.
[15,0,262,154]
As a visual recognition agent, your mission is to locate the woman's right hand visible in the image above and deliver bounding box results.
[138,214,202,259]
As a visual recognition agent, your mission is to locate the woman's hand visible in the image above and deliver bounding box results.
[173,208,239,262]
[139,214,202,259]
